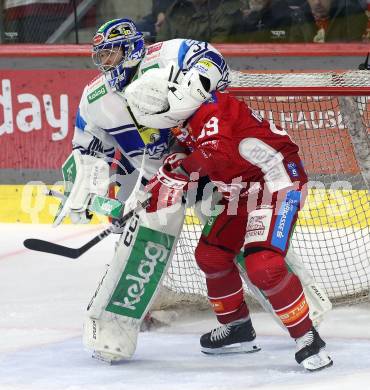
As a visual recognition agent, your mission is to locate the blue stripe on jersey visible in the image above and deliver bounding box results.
[75,108,87,131]
[104,148,115,159]
[178,40,191,69]
[177,41,230,90]
[271,190,301,252]
[103,123,136,134]
[184,44,210,68]
[111,128,171,160]
[112,129,146,153]
[202,51,227,74]
[127,151,145,158]
[145,128,171,159]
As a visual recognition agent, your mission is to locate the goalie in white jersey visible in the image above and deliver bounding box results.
[57,18,230,363]
[69,18,230,216]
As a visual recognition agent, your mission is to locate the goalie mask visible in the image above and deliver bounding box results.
[92,18,145,91]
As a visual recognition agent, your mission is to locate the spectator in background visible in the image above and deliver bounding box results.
[136,0,174,43]
[295,0,368,42]
[233,0,307,42]
[363,0,370,41]
[156,0,244,43]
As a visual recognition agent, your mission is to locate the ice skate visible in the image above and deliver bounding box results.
[200,318,260,355]
[295,327,333,371]
[91,350,127,365]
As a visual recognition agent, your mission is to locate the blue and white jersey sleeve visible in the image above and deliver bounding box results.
[72,101,116,161]
[72,75,173,179]
[139,39,230,92]
[178,40,230,91]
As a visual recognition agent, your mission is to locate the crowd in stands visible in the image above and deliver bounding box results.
[2,0,370,43]
[149,0,369,43]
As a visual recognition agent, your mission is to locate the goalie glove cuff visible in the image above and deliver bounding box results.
[145,153,190,213]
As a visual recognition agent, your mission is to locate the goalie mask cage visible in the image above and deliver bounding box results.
[161,70,370,309]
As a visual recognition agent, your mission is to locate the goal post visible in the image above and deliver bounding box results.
[161,70,370,309]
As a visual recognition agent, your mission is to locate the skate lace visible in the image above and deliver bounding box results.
[210,324,232,341]
[296,330,314,350]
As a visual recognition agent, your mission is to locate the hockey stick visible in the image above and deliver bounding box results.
[23,198,151,259]
[25,145,150,259]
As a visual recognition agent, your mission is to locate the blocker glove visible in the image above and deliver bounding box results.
[145,153,190,213]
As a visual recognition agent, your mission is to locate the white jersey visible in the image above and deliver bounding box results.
[72,39,230,182]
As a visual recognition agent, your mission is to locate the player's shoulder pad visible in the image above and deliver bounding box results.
[142,39,182,67]
[83,74,109,105]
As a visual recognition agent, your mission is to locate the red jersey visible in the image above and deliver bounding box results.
[178,91,307,199]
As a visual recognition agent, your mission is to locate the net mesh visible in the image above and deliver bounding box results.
[230,70,370,89]
[161,70,370,307]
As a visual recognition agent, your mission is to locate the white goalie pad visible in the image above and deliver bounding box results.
[285,248,332,327]
[235,248,332,330]
[83,191,186,361]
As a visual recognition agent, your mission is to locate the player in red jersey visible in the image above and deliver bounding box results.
[146,90,333,371]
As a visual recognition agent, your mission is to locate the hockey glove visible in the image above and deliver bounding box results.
[54,150,110,226]
[145,153,189,213]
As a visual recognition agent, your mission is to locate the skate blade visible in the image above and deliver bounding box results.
[302,350,333,372]
[201,340,261,355]
[92,351,126,365]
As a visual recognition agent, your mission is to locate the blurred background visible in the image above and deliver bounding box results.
[1,0,369,44]
[0,4,369,375]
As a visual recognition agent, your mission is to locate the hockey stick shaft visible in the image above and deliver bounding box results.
[46,188,67,201]
[23,198,151,259]
[27,145,150,259]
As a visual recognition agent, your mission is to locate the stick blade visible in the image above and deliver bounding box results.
[23,239,80,259]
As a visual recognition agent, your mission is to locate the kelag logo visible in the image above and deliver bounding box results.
[87,85,107,104]
[106,226,175,319]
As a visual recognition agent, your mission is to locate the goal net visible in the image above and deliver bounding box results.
[160,70,370,308]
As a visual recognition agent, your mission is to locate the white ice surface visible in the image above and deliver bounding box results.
[0,224,369,390]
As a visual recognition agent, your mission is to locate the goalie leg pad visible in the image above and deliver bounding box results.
[83,313,140,363]
[83,193,186,360]
[235,249,332,333]
[285,248,332,327]
[244,249,312,338]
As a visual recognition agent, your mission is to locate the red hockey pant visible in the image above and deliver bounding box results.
[195,191,312,338]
